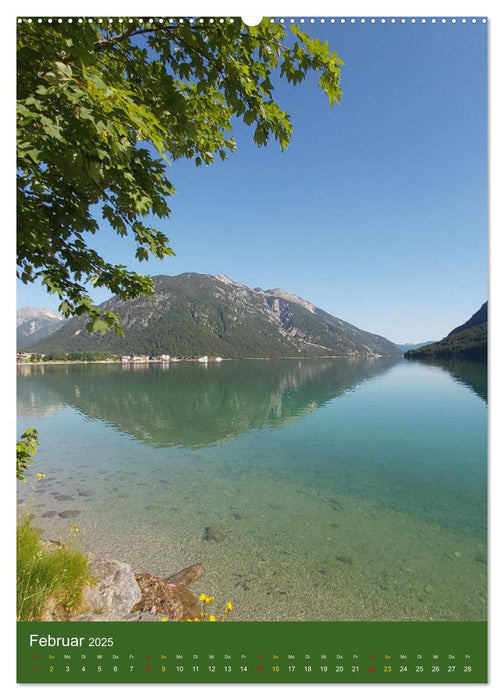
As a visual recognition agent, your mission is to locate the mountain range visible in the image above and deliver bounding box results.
[25,273,402,359]
[394,341,436,353]
[17,306,65,350]
[405,302,487,360]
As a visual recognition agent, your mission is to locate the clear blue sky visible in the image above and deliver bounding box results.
[16,18,487,343]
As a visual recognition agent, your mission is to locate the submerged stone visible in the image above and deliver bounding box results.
[335,555,353,565]
[328,498,344,511]
[58,510,81,518]
[204,525,225,542]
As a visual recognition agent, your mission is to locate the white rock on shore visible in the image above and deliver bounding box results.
[72,556,146,621]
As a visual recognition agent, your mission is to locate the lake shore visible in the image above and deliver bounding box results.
[23,466,487,623]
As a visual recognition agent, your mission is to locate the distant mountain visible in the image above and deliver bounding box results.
[27,273,402,359]
[17,306,65,350]
[395,341,436,352]
[405,303,487,360]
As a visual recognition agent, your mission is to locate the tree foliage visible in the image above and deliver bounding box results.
[17,18,344,334]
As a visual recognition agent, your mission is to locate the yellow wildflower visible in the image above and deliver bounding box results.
[226,601,233,611]
[161,617,168,622]
[209,615,216,622]
[199,593,215,604]
[37,473,46,480]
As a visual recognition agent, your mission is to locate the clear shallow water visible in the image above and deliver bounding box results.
[17,358,487,621]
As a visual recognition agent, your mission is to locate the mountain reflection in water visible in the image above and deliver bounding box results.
[405,357,487,403]
[17,357,399,448]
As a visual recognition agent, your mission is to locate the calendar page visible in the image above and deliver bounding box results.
[16,12,488,684]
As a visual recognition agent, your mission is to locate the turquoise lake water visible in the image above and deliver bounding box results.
[17,357,487,621]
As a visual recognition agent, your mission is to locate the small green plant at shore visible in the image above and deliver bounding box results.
[17,514,90,621]
[16,429,39,482]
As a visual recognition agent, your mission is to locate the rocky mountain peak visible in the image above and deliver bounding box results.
[17,306,63,325]
[26,273,402,359]
[17,307,66,350]
[265,288,316,314]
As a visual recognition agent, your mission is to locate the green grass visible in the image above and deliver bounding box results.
[17,515,90,621]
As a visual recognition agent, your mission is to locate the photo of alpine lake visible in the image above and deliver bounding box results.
[17,356,487,622]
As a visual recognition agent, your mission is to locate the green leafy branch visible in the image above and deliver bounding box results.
[17,18,344,334]
[16,429,40,482]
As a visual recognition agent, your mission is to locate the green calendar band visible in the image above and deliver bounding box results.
[18,621,487,683]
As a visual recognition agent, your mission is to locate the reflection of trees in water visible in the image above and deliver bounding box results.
[16,358,399,448]
[406,357,487,403]
[17,371,66,418]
